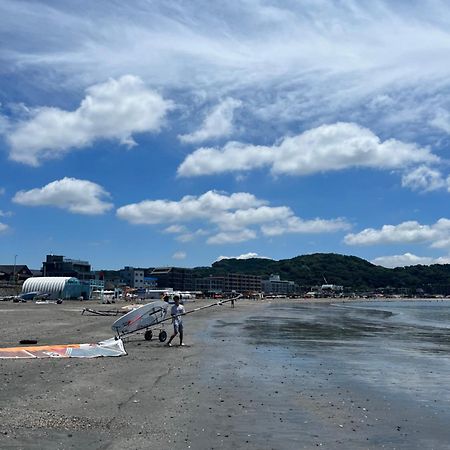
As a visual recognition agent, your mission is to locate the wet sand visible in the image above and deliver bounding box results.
[0,298,449,449]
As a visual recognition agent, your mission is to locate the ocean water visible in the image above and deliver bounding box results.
[243,300,450,403]
[207,300,450,448]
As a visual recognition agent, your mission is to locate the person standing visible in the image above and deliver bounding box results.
[167,295,185,347]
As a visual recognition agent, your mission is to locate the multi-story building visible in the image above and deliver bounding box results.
[150,267,194,291]
[120,266,145,289]
[262,274,298,295]
[223,273,261,293]
[195,276,225,293]
[42,255,93,281]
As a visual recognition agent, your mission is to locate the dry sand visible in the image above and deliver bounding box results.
[0,298,449,449]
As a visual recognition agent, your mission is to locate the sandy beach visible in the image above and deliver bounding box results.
[1,298,450,449]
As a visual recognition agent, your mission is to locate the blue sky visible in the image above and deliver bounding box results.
[1,0,450,270]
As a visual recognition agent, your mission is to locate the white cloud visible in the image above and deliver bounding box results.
[207,229,257,245]
[13,177,113,215]
[116,190,265,225]
[401,165,446,192]
[430,108,450,134]
[164,224,188,234]
[0,210,12,217]
[212,206,293,231]
[0,222,9,233]
[0,114,9,135]
[262,217,351,236]
[3,0,450,136]
[7,75,173,166]
[177,122,438,177]
[372,253,450,268]
[172,251,187,260]
[179,97,242,144]
[215,252,271,262]
[176,234,196,243]
[344,219,450,248]
[176,228,209,243]
[117,189,349,244]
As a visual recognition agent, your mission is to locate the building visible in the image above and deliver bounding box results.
[150,267,194,291]
[42,255,93,281]
[262,274,298,296]
[22,276,89,300]
[119,266,145,288]
[195,276,225,294]
[319,284,343,297]
[143,277,158,289]
[0,265,33,283]
[223,273,261,293]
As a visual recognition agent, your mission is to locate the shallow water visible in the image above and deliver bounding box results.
[244,300,450,403]
[205,300,450,449]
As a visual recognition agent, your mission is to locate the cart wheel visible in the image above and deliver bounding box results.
[159,330,167,342]
[144,330,153,341]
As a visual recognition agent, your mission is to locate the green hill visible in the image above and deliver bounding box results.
[193,253,450,294]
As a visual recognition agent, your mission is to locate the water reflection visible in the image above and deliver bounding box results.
[243,302,450,355]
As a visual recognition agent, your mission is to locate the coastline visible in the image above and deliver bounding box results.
[0,298,449,449]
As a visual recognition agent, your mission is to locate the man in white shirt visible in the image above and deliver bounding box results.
[167,295,185,347]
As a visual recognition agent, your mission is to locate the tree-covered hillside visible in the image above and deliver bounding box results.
[193,253,450,293]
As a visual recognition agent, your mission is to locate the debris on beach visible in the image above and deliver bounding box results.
[0,337,126,359]
[19,339,38,345]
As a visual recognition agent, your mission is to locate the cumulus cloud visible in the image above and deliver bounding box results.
[7,75,173,166]
[179,98,242,144]
[13,177,113,215]
[0,222,9,233]
[117,191,265,225]
[175,228,209,243]
[215,252,272,262]
[177,123,438,177]
[117,190,349,245]
[372,253,450,268]
[401,166,446,192]
[344,219,450,249]
[164,224,188,234]
[207,229,257,245]
[172,251,187,260]
[212,206,293,231]
[261,217,351,236]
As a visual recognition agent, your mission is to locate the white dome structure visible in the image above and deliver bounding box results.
[22,277,85,300]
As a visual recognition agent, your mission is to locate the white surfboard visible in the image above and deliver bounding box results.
[111,300,169,336]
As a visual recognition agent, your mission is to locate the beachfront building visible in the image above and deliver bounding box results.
[119,266,145,288]
[261,274,298,296]
[22,276,89,300]
[319,284,344,297]
[0,264,33,283]
[150,267,194,291]
[195,273,261,295]
[42,255,93,281]
[223,273,262,293]
[143,276,158,289]
[195,276,225,294]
